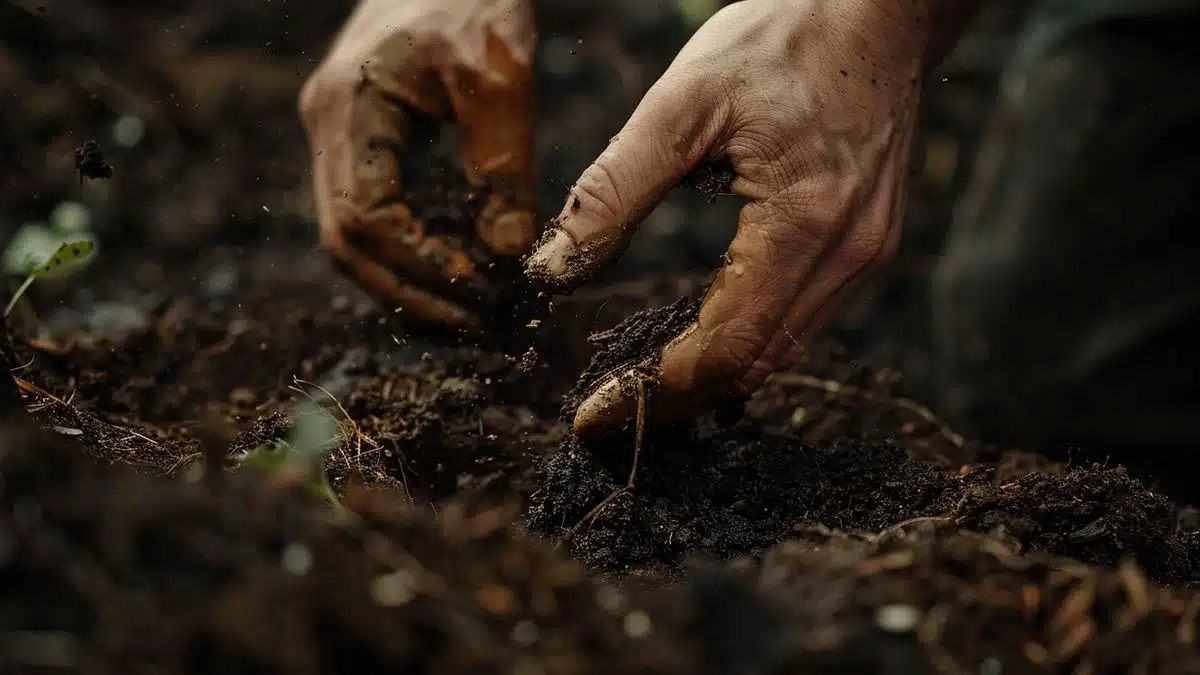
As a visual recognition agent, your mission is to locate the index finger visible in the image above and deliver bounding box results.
[524,75,726,293]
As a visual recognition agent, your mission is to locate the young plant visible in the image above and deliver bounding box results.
[3,240,96,318]
[237,399,342,505]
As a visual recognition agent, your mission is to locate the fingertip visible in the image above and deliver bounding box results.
[523,185,638,294]
[478,205,536,256]
[524,227,579,292]
[571,374,639,440]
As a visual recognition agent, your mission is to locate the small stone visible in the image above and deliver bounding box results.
[511,619,540,646]
[370,570,416,607]
[623,610,652,638]
[281,543,313,576]
[875,604,921,633]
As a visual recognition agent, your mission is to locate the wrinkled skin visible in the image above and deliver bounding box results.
[525,0,934,437]
[301,0,976,438]
[299,0,537,332]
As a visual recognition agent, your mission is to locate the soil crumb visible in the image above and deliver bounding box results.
[7,417,1200,675]
[0,418,689,675]
[680,162,735,203]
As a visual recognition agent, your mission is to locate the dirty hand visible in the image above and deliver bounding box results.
[526,0,933,437]
[299,0,536,332]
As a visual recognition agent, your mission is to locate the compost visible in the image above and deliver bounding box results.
[5,2,1199,674]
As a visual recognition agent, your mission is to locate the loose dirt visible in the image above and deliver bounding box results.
[4,410,1200,675]
[9,170,1200,670]
[5,2,1199,672]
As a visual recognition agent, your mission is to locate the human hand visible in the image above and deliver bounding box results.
[525,0,931,437]
[300,0,536,332]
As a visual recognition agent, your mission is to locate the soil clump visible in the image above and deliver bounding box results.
[4,3,1199,671]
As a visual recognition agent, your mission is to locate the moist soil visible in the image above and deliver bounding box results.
[528,301,1199,585]
[8,191,1200,674]
[5,1,1200,673]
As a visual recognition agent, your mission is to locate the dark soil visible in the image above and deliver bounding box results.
[5,414,1200,675]
[559,296,701,420]
[0,417,690,675]
[7,1,1200,673]
[679,162,736,203]
[527,306,1199,583]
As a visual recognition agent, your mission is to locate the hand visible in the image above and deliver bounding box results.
[525,0,930,437]
[299,0,537,332]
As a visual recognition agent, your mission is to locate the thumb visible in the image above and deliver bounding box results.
[525,77,724,293]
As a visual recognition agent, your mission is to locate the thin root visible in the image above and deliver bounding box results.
[290,377,381,482]
[556,377,648,550]
[771,372,966,448]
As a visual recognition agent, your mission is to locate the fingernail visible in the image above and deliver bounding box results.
[525,228,575,286]
[572,373,638,439]
[485,209,536,255]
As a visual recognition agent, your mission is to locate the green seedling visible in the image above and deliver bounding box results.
[238,399,342,505]
[3,240,96,318]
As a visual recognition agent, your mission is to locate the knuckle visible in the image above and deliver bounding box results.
[572,161,627,225]
[659,69,722,112]
[297,75,324,128]
[297,67,353,131]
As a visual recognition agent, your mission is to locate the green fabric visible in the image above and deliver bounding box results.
[1040,0,1200,16]
[1012,0,1200,71]
[930,9,1200,450]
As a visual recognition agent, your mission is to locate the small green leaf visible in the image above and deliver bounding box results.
[235,401,343,508]
[286,399,341,467]
[4,240,98,318]
[31,240,95,277]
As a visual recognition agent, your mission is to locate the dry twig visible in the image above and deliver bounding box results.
[771,372,967,448]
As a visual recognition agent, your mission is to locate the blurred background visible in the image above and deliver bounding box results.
[0,0,1033,392]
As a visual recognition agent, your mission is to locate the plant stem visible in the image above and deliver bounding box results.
[3,275,36,318]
